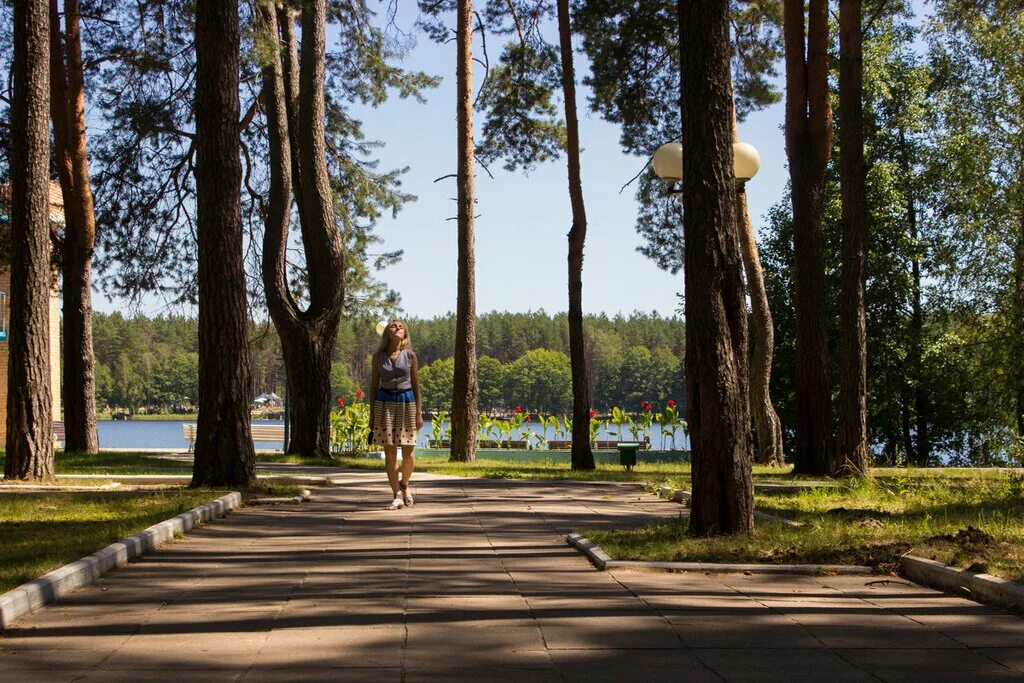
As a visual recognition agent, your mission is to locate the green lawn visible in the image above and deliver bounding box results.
[585,472,1024,582]
[0,489,227,593]
[1,451,190,475]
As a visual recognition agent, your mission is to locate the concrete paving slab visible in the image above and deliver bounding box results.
[256,625,405,668]
[837,647,1012,672]
[693,648,875,682]
[242,668,402,682]
[537,615,683,650]
[1,470,1018,680]
[982,648,1024,672]
[550,648,720,682]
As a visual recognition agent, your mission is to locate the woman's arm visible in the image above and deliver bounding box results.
[410,352,424,430]
[369,353,379,430]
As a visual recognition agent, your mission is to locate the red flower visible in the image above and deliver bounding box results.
[514,406,522,414]
[356,390,364,400]
[337,397,345,407]
[667,399,675,408]
[589,409,597,419]
[525,414,532,422]
[644,403,652,412]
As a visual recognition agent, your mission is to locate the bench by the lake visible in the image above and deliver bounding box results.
[183,423,286,452]
[547,439,650,450]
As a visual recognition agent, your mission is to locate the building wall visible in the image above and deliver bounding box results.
[0,268,62,446]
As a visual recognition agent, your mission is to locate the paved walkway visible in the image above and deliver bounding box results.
[1,472,1023,681]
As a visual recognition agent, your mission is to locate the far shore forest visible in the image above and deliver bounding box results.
[94,307,1018,468]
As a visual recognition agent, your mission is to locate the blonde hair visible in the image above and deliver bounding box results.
[377,319,412,353]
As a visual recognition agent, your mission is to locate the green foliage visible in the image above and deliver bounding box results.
[504,348,573,414]
[80,0,437,309]
[418,357,455,413]
[330,401,371,454]
[476,42,567,172]
[88,310,685,414]
[330,361,360,404]
[477,355,507,410]
[575,0,782,273]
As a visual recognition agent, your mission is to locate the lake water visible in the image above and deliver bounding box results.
[96,419,691,451]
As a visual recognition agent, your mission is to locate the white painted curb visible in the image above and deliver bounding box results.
[901,555,1024,612]
[0,491,242,630]
[566,533,874,575]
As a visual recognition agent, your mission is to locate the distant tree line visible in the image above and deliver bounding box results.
[88,310,685,415]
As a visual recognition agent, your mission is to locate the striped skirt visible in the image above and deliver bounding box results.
[371,388,418,447]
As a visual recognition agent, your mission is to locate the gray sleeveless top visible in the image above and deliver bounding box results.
[377,349,413,390]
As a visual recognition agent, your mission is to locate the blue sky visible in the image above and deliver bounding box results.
[94,4,791,319]
[346,6,790,319]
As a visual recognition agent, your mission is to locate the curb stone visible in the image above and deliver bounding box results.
[248,489,312,505]
[566,533,873,575]
[900,555,1024,612]
[0,492,242,630]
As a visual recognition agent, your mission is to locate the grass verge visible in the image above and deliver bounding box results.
[0,489,227,593]
[0,482,305,594]
[1,451,190,475]
[585,472,1024,582]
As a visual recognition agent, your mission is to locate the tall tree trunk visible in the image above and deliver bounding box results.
[909,192,929,466]
[1016,197,1024,441]
[49,0,98,454]
[731,114,783,468]
[901,392,913,465]
[680,0,755,536]
[784,0,835,476]
[191,0,256,488]
[837,0,870,476]
[5,0,54,481]
[558,0,594,471]
[450,0,479,462]
[260,4,345,458]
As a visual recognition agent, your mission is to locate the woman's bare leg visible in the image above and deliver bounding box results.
[400,446,415,504]
[384,446,401,495]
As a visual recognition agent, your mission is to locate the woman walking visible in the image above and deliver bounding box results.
[369,319,423,509]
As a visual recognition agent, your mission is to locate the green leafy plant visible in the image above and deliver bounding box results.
[431,410,449,446]
[589,409,600,447]
[609,406,628,440]
[330,399,371,454]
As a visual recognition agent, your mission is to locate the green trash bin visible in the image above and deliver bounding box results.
[617,442,640,471]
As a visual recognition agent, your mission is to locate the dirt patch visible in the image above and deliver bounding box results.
[761,541,912,574]
[921,526,1002,573]
[927,526,997,554]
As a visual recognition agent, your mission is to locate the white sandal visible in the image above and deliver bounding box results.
[386,494,404,510]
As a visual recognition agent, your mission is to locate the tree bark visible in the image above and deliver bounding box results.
[680,0,755,536]
[558,0,595,471]
[450,0,479,462]
[837,0,870,476]
[5,0,54,481]
[1016,193,1024,442]
[49,0,98,454]
[784,0,835,476]
[731,115,783,468]
[909,189,930,466]
[259,3,346,458]
[191,0,256,488]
